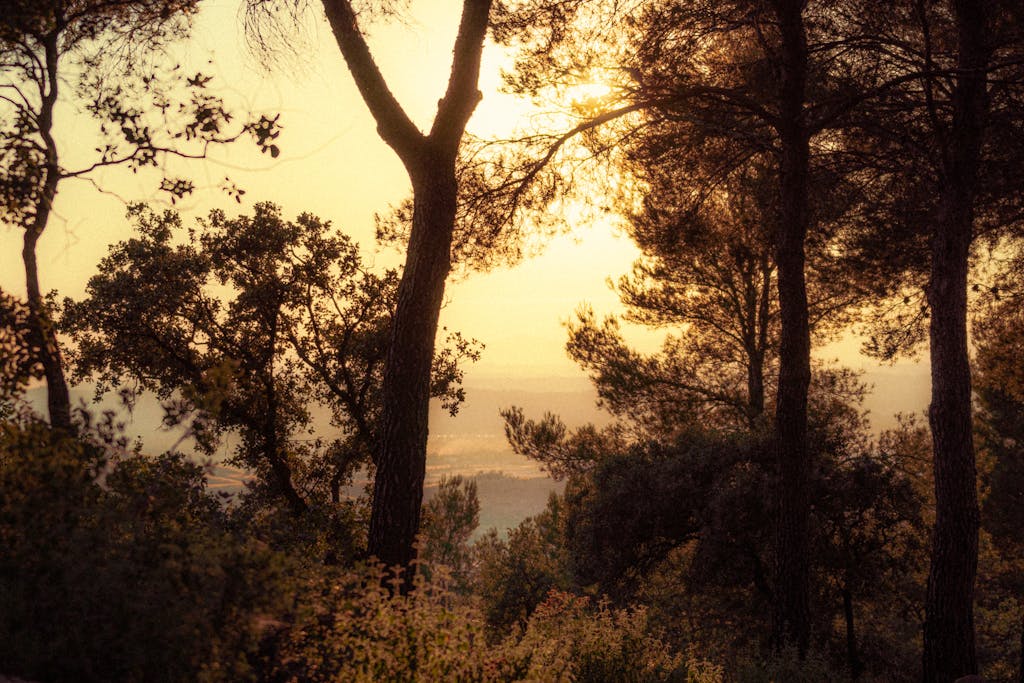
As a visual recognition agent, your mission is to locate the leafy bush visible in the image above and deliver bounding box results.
[472,493,572,637]
[0,418,280,682]
[262,564,527,682]
[508,590,686,682]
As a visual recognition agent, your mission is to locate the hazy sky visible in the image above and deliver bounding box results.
[1,0,929,429]
[1,0,654,379]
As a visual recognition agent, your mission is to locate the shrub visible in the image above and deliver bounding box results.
[263,564,527,682]
[0,418,279,682]
[508,590,686,682]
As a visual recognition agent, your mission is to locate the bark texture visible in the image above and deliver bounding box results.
[843,586,863,680]
[367,164,458,574]
[921,2,989,680]
[770,0,813,655]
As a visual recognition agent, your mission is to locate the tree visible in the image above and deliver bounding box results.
[973,296,1024,682]
[246,0,494,582]
[419,474,480,593]
[0,0,280,432]
[816,0,1024,675]
[921,3,993,677]
[64,203,478,534]
[508,369,930,675]
[478,0,921,650]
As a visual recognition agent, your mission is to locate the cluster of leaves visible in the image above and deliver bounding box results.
[0,290,42,409]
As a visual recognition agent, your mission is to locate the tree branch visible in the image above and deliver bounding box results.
[431,0,493,152]
[320,0,423,166]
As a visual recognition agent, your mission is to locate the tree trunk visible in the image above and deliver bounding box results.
[367,163,457,583]
[322,0,491,586]
[771,0,813,656]
[843,586,864,679]
[921,2,988,681]
[1019,610,1023,683]
[747,350,765,422]
[1015,610,1024,683]
[23,228,72,433]
[22,31,73,433]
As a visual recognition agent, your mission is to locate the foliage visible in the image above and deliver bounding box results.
[505,370,931,675]
[64,203,479,525]
[973,296,1024,680]
[506,590,686,682]
[0,0,280,222]
[260,563,527,683]
[419,475,480,593]
[0,290,41,410]
[472,493,573,637]
[0,417,281,683]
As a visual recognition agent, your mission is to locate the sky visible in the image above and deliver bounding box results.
[1,0,930,443]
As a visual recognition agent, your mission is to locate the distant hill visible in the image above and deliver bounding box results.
[423,471,564,538]
[18,365,927,536]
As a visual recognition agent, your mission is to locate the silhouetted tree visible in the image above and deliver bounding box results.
[65,203,477,529]
[919,4,991,676]
[973,295,1024,682]
[0,0,280,431]
[246,0,494,583]
[477,0,922,650]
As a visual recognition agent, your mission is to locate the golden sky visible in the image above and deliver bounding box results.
[0,0,652,380]
[0,0,928,428]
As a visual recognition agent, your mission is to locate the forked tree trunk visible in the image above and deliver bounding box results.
[771,0,813,656]
[921,3,989,680]
[321,0,492,587]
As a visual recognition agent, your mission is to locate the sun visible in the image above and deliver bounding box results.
[567,81,614,113]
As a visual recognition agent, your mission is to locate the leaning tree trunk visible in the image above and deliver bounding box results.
[23,226,72,434]
[771,0,813,656]
[367,165,457,577]
[922,4,988,680]
[23,32,72,433]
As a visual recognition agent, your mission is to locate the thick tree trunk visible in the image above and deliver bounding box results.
[921,2,988,681]
[842,586,863,679]
[322,0,490,585]
[367,164,457,582]
[771,0,813,656]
